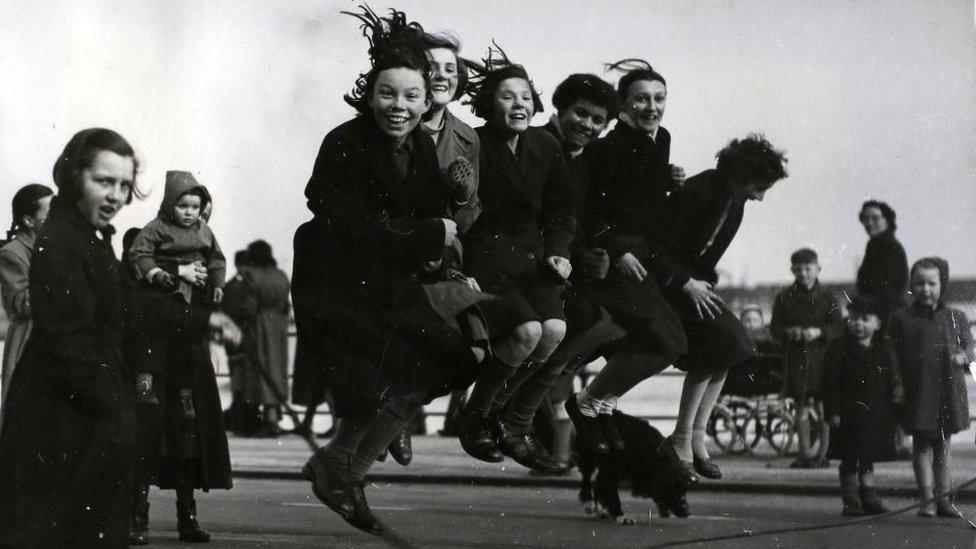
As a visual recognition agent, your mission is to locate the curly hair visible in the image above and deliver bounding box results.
[715,133,788,188]
[858,200,897,232]
[605,59,666,100]
[342,6,432,114]
[464,42,544,121]
[551,73,619,120]
[422,31,468,102]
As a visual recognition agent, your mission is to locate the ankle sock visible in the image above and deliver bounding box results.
[575,387,604,418]
[691,428,710,460]
[670,430,693,462]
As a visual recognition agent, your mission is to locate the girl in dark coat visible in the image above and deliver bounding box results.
[856,200,909,321]
[886,257,974,517]
[122,227,234,545]
[453,45,577,465]
[0,128,140,548]
[823,297,899,516]
[297,7,482,535]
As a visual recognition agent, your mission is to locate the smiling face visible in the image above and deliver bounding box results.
[860,206,888,237]
[174,192,202,228]
[490,77,535,134]
[621,79,666,135]
[75,150,134,229]
[911,266,942,307]
[791,261,820,289]
[741,310,765,332]
[368,67,430,140]
[427,47,459,108]
[558,99,610,151]
[848,311,881,342]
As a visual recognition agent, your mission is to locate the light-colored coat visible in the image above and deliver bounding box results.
[0,233,34,400]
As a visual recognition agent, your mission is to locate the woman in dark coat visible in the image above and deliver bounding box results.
[856,200,908,321]
[454,46,577,466]
[123,226,233,545]
[0,128,140,548]
[297,7,482,535]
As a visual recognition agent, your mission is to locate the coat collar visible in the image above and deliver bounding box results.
[49,196,115,240]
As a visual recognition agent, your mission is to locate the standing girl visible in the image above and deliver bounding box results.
[886,257,974,517]
[0,183,53,402]
[857,200,909,322]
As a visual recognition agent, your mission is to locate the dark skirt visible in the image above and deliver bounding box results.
[827,408,898,462]
[663,287,757,374]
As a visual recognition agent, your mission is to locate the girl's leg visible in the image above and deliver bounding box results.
[858,460,888,514]
[933,435,960,517]
[815,399,830,464]
[839,459,863,515]
[691,369,729,463]
[793,401,812,467]
[550,400,573,464]
[667,369,711,463]
[912,435,936,516]
[528,319,566,363]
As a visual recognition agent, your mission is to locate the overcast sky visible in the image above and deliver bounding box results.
[1,0,973,286]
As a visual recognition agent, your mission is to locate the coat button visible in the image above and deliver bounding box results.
[526,253,535,260]
[410,274,418,281]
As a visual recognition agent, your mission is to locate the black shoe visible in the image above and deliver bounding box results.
[346,482,383,534]
[457,411,503,463]
[565,394,609,455]
[600,413,626,453]
[495,424,569,475]
[176,497,211,543]
[493,416,533,461]
[388,429,413,466]
[302,454,355,520]
[693,456,722,480]
[658,437,699,487]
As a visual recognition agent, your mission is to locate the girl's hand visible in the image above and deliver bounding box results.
[615,252,647,282]
[466,277,481,293]
[442,219,458,247]
[891,386,905,405]
[669,164,686,188]
[547,256,572,280]
[151,270,176,288]
[213,287,224,305]
[683,278,725,320]
[786,327,803,342]
[802,327,823,342]
[951,352,969,367]
[178,261,208,287]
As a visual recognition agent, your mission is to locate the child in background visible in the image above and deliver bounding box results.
[129,170,226,418]
[823,297,899,516]
[886,257,974,518]
[771,248,843,468]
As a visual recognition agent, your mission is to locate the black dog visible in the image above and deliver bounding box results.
[576,411,696,525]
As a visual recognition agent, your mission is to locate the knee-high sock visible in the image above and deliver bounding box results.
[586,353,670,400]
[348,408,413,481]
[691,370,728,460]
[670,370,710,462]
[317,410,381,473]
[491,359,539,414]
[464,356,520,417]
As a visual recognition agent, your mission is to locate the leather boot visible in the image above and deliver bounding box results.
[387,429,413,466]
[128,484,150,545]
[177,493,211,542]
[840,472,863,516]
[457,410,503,463]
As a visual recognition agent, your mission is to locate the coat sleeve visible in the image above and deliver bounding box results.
[205,227,227,288]
[452,133,482,235]
[540,146,577,259]
[883,312,905,396]
[950,309,975,365]
[128,221,164,280]
[0,247,30,320]
[306,133,445,265]
[645,185,699,292]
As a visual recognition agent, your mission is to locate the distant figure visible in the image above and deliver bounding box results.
[770,248,843,468]
[823,297,898,516]
[128,171,227,419]
[222,249,264,436]
[856,200,908,321]
[886,258,974,518]
[0,183,53,402]
[243,239,291,438]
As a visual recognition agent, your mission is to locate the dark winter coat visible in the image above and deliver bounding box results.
[0,199,136,548]
[856,231,908,319]
[300,115,477,417]
[823,334,899,462]
[770,281,843,398]
[461,125,575,292]
[290,222,328,408]
[123,254,232,492]
[886,303,974,436]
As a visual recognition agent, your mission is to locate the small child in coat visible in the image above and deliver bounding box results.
[770,248,843,468]
[128,171,226,418]
[886,257,975,518]
[823,297,899,516]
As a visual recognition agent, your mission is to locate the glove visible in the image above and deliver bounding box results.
[577,248,610,280]
[448,157,475,204]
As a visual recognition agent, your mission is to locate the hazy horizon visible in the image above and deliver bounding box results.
[1,0,973,288]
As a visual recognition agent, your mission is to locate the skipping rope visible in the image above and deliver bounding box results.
[643,475,976,548]
[238,337,420,549]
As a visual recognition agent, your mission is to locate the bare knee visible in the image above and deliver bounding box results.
[514,321,543,348]
[532,319,567,360]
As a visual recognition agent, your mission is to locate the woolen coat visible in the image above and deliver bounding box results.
[290,223,328,408]
[0,233,34,401]
[770,282,843,398]
[823,334,899,462]
[122,252,232,492]
[856,230,909,319]
[243,265,291,406]
[0,200,136,548]
[886,303,975,437]
[300,115,477,417]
